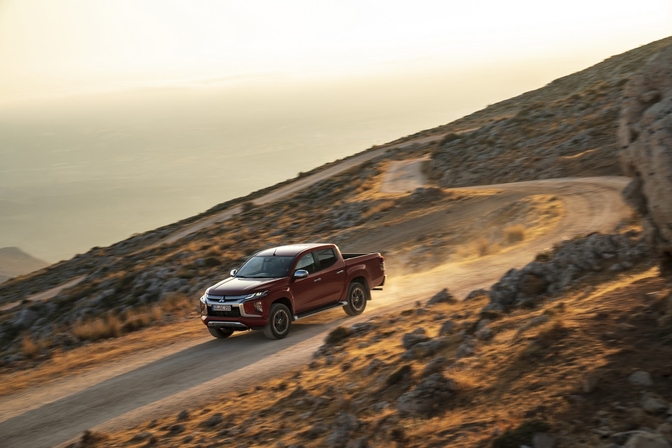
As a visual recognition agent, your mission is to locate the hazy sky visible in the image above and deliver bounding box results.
[0,1,671,262]
[1,0,670,104]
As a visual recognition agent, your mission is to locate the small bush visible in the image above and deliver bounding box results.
[439,133,462,146]
[325,326,351,345]
[121,309,151,332]
[475,237,491,257]
[535,251,551,262]
[241,202,254,213]
[21,335,41,359]
[362,200,396,220]
[504,224,526,244]
[163,292,191,311]
[79,429,110,447]
[72,315,122,342]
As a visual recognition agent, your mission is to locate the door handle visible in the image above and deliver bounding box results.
[314,278,322,282]
[336,270,344,274]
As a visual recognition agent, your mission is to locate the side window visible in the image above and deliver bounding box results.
[315,248,337,270]
[295,253,317,274]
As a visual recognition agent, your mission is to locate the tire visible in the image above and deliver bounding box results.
[263,303,292,340]
[208,326,234,339]
[343,281,368,316]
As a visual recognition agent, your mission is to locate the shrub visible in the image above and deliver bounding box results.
[72,315,122,342]
[21,335,40,359]
[241,201,254,213]
[162,292,190,311]
[475,237,491,257]
[325,326,351,345]
[504,224,526,244]
[439,133,462,146]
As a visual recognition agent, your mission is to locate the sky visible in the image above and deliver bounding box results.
[1,0,671,104]
[0,0,671,262]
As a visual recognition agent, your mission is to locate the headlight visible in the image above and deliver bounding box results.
[245,290,268,300]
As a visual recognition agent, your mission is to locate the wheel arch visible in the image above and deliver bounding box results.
[272,297,294,318]
[350,276,370,294]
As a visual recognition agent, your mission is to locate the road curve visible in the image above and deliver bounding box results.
[0,175,631,448]
[156,135,444,247]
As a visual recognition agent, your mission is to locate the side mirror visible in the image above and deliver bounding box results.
[230,269,238,276]
[293,269,309,279]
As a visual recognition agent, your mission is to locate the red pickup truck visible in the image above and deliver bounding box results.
[199,243,386,340]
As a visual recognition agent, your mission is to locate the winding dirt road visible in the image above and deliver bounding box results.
[0,159,631,447]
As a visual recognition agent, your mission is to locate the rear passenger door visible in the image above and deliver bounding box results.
[313,248,346,306]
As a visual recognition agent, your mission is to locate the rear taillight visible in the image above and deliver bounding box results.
[380,258,385,272]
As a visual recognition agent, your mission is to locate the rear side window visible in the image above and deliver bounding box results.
[315,248,337,270]
[295,253,317,274]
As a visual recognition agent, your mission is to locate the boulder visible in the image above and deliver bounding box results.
[619,44,672,274]
[397,373,457,417]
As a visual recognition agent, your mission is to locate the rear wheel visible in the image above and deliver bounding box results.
[263,303,292,340]
[344,281,368,316]
[208,327,234,339]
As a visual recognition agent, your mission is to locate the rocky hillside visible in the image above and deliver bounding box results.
[3,35,672,448]
[426,37,672,188]
[619,43,672,276]
[77,244,668,448]
[0,247,48,284]
[0,37,670,372]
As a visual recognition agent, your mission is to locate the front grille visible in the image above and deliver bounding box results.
[208,307,241,318]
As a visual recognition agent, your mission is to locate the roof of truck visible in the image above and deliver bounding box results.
[254,243,332,257]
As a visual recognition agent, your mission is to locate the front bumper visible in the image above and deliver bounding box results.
[200,294,268,330]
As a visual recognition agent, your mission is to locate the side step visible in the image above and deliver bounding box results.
[294,301,348,320]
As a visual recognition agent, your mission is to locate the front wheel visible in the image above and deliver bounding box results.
[344,281,368,316]
[263,303,292,340]
[208,327,234,339]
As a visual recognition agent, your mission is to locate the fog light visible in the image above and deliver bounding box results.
[254,301,263,313]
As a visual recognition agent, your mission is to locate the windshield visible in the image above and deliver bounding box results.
[236,256,294,278]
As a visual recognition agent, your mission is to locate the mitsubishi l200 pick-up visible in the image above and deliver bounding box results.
[199,243,386,340]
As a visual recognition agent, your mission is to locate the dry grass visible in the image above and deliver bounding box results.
[21,335,41,359]
[503,224,526,244]
[362,200,396,219]
[72,315,123,342]
[475,237,493,256]
[0,314,205,397]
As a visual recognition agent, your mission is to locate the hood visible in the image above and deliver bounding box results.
[207,276,285,296]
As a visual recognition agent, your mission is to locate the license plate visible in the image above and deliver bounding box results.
[213,304,232,311]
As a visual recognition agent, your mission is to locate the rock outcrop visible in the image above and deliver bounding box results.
[483,232,650,312]
[619,44,672,274]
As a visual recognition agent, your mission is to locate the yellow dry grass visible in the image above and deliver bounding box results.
[72,315,123,341]
[0,311,204,397]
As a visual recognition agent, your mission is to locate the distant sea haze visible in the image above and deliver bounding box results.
[0,78,484,262]
[0,63,573,262]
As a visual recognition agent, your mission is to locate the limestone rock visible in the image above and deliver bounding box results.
[397,373,457,417]
[624,431,671,448]
[629,371,654,387]
[427,288,456,306]
[619,44,672,273]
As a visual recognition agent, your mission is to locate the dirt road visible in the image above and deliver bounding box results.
[0,169,630,447]
[156,135,444,247]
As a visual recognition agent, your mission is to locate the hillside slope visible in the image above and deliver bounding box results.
[0,37,669,368]
[425,36,672,188]
[1,35,671,448]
